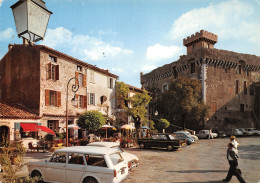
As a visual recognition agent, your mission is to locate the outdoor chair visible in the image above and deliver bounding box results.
[28,142,38,152]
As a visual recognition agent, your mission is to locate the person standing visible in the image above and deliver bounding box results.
[222,143,246,183]
[230,136,239,149]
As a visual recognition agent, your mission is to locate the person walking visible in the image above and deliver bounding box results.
[230,136,239,149]
[222,143,246,183]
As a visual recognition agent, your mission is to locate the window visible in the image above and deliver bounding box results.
[87,155,107,167]
[68,153,85,165]
[246,70,250,76]
[224,69,228,73]
[89,93,95,105]
[109,153,123,166]
[79,95,83,108]
[45,90,61,107]
[50,153,66,163]
[77,65,82,71]
[49,55,57,63]
[47,63,59,81]
[192,45,196,52]
[240,104,244,112]
[48,120,59,131]
[237,65,242,74]
[190,62,195,74]
[163,84,168,92]
[90,70,95,83]
[235,80,239,94]
[76,95,87,108]
[75,72,86,87]
[244,81,247,95]
[108,78,113,89]
[207,44,210,48]
[250,84,254,96]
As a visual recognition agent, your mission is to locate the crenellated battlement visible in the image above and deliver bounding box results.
[183,29,218,46]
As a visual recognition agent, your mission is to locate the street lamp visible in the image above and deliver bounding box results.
[66,77,79,147]
[10,0,52,43]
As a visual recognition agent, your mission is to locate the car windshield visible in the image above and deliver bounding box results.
[109,152,124,165]
[112,146,123,153]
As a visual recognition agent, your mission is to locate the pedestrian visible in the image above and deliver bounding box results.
[230,136,239,149]
[222,143,246,183]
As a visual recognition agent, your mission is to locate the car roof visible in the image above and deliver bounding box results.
[87,142,119,148]
[55,146,117,155]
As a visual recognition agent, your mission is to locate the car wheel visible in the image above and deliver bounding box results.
[139,143,145,149]
[83,177,98,183]
[167,145,173,151]
[187,141,191,145]
[31,170,44,183]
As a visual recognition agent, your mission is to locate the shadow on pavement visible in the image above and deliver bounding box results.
[166,170,226,173]
[238,144,260,160]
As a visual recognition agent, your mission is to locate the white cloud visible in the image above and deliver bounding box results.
[0,0,4,7]
[146,44,182,61]
[141,64,157,73]
[0,28,16,41]
[42,27,133,61]
[111,67,123,73]
[169,0,260,44]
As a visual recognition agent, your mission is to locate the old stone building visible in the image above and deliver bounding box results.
[141,30,260,130]
[0,43,118,143]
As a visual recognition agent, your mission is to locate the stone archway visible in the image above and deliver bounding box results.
[0,125,10,147]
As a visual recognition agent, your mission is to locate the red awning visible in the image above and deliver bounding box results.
[36,125,56,135]
[20,123,38,132]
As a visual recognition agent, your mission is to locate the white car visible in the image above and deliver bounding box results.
[87,142,139,170]
[28,146,129,183]
[183,131,199,141]
[196,130,214,139]
[245,128,260,136]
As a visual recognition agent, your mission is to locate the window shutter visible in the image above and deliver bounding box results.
[107,77,110,88]
[75,94,79,108]
[87,92,90,105]
[75,72,79,86]
[83,74,87,87]
[47,63,51,79]
[55,65,59,80]
[57,91,61,107]
[45,89,50,106]
[83,95,87,109]
[94,93,96,105]
[14,122,20,130]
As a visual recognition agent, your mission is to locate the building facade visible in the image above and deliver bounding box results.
[0,44,118,143]
[141,30,260,130]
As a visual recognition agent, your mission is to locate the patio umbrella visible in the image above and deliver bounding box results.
[101,125,115,138]
[120,124,135,130]
[141,126,150,129]
[68,124,80,129]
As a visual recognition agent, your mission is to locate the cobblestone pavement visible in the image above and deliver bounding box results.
[9,136,260,183]
[122,136,260,183]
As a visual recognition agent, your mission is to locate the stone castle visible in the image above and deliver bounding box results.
[141,30,260,130]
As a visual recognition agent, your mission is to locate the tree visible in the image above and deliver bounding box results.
[156,118,170,133]
[115,82,152,137]
[159,77,209,131]
[77,110,106,132]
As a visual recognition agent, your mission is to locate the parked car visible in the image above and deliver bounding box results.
[217,131,227,138]
[225,129,243,137]
[196,130,214,139]
[174,131,195,145]
[28,146,129,183]
[183,130,199,141]
[137,133,186,151]
[245,128,260,136]
[239,128,251,136]
[87,141,139,170]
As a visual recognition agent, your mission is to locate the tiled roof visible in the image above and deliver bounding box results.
[126,83,149,93]
[0,101,40,119]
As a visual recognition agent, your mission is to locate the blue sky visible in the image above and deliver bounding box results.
[0,0,260,87]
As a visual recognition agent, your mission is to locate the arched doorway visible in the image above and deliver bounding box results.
[0,125,10,147]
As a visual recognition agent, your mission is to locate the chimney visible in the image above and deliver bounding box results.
[23,38,29,45]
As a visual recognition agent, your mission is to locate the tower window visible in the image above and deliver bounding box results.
[191,62,195,74]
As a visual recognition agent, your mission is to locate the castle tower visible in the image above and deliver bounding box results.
[183,30,218,55]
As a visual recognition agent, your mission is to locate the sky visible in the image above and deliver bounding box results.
[0,0,260,88]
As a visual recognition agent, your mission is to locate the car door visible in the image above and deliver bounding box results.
[66,153,86,183]
[45,152,67,183]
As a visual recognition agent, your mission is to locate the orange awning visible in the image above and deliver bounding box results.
[36,125,55,135]
[20,123,38,132]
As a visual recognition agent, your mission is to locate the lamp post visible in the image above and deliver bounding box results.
[66,77,79,147]
[10,0,52,43]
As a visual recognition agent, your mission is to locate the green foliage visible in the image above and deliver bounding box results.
[157,118,170,131]
[44,134,55,141]
[159,77,209,130]
[55,132,64,139]
[77,110,106,132]
[116,81,130,99]
[0,142,40,183]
